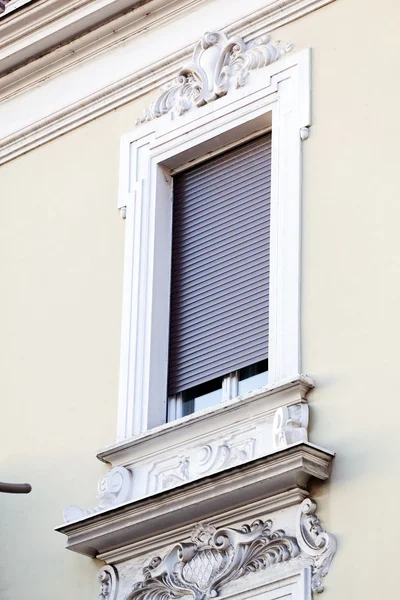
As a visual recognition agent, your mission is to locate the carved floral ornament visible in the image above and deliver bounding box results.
[99,499,335,600]
[136,31,292,125]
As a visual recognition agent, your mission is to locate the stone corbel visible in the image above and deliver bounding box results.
[63,466,133,523]
[296,499,337,593]
[272,404,309,449]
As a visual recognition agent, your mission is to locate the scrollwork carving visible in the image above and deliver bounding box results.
[98,565,119,600]
[272,403,309,449]
[126,520,299,600]
[296,499,336,593]
[158,457,190,491]
[195,439,255,475]
[149,438,255,494]
[136,31,291,124]
[63,466,133,523]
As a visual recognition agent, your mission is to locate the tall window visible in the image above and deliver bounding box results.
[167,133,271,420]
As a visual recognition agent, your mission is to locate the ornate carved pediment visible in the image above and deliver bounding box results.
[122,499,335,600]
[136,31,292,124]
[126,520,299,600]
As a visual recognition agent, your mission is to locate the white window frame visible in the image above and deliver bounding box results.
[168,362,269,422]
[117,48,311,439]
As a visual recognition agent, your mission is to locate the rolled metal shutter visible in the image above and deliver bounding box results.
[168,133,271,395]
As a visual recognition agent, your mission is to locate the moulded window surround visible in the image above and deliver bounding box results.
[117,47,311,440]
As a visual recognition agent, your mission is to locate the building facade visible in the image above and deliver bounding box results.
[0,0,399,599]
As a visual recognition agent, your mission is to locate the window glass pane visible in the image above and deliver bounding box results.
[182,377,223,416]
[238,359,269,395]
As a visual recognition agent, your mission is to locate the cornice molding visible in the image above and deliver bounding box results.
[0,0,152,74]
[0,0,337,165]
[56,443,334,558]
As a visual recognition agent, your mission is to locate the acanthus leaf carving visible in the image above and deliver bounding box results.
[125,519,299,600]
[63,466,133,523]
[136,31,291,125]
[296,499,336,593]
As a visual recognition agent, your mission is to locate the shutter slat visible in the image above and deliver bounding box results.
[168,133,271,395]
[171,303,269,342]
[171,233,269,274]
[175,169,271,215]
[177,145,272,186]
[171,269,268,316]
[170,282,270,326]
[169,339,269,384]
[171,257,270,298]
[170,313,269,354]
[175,196,271,240]
[175,166,272,206]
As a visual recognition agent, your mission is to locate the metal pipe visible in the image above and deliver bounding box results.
[0,482,32,494]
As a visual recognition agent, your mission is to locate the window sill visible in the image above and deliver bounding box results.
[62,374,319,526]
[97,374,314,465]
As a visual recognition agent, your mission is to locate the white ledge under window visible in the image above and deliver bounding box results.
[97,374,314,465]
[63,375,324,524]
[57,441,334,557]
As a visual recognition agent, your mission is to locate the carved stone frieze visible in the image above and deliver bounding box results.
[136,31,292,124]
[156,457,190,491]
[148,437,256,494]
[63,466,133,523]
[98,565,119,600]
[272,404,309,450]
[126,520,299,600]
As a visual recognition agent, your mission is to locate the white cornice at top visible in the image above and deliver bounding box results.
[0,0,33,18]
[0,0,159,75]
[0,0,337,165]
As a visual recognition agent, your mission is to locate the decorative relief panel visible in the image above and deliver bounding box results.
[63,402,310,522]
[148,438,256,493]
[147,436,256,495]
[116,499,335,600]
[136,31,292,124]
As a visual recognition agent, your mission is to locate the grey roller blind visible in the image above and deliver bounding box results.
[168,133,271,396]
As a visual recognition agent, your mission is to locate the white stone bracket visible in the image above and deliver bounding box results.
[63,466,133,523]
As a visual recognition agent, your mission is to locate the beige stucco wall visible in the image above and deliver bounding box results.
[0,95,153,599]
[0,0,399,598]
[278,1,400,599]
